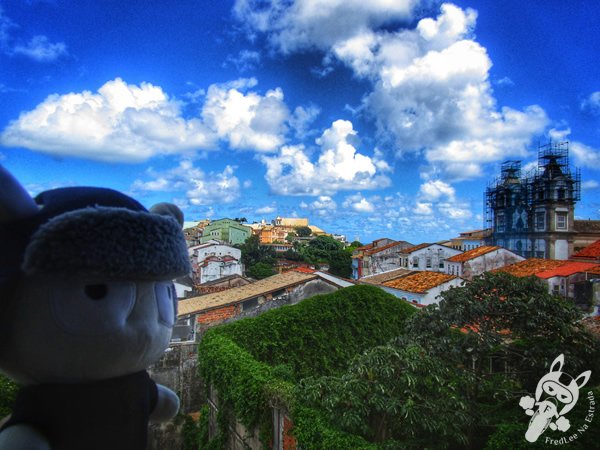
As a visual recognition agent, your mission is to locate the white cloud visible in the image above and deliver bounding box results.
[418,179,455,202]
[201,78,289,152]
[1,78,215,162]
[13,35,68,62]
[416,179,472,220]
[225,49,261,72]
[301,195,338,216]
[0,6,14,49]
[262,119,391,195]
[237,2,550,182]
[582,180,599,190]
[570,142,600,170]
[256,205,276,214]
[234,0,416,53]
[343,193,375,213]
[581,91,600,115]
[413,201,433,216]
[1,77,294,161]
[131,160,240,206]
[289,104,321,138]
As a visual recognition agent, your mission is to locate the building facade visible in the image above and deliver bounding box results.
[351,238,413,279]
[445,246,524,280]
[200,218,252,245]
[399,243,462,272]
[485,143,581,260]
[189,241,243,284]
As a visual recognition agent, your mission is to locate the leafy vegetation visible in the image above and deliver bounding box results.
[294,226,312,237]
[299,340,469,448]
[197,285,415,447]
[0,374,18,418]
[192,273,600,449]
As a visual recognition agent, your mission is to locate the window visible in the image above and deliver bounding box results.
[426,257,432,268]
[556,212,567,230]
[412,257,419,268]
[535,211,545,231]
[496,213,505,232]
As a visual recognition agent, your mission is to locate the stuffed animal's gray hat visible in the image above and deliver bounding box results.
[0,166,190,283]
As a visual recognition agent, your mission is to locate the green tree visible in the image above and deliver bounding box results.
[328,250,352,278]
[406,272,599,448]
[237,235,276,268]
[346,240,363,254]
[298,340,469,448]
[295,226,312,237]
[247,262,277,279]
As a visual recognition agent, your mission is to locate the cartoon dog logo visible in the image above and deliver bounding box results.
[519,354,591,443]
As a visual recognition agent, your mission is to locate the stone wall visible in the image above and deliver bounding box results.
[147,277,340,449]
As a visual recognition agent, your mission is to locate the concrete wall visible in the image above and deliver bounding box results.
[147,342,203,450]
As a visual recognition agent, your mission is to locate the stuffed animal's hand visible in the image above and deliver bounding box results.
[0,423,51,450]
[149,384,180,423]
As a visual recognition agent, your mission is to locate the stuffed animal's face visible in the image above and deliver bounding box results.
[0,166,191,386]
[1,275,177,384]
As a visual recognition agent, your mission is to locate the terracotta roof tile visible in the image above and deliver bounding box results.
[494,258,568,277]
[360,268,413,285]
[572,240,600,260]
[587,266,600,275]
[447,246,500,263]
[536,262,600,279]
[383,271,458,294]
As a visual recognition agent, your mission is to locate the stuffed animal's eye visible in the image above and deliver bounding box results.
[85,284,108,300]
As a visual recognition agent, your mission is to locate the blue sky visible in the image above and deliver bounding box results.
[1,0,599,244]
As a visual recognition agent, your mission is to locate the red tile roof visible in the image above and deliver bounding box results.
[494,258,567,277]
[294,267,316,274]
[383,271,458,293]
[446,246,500,263]
[572,240,600,260]
[536,262,600,279]
[365,241,403,255]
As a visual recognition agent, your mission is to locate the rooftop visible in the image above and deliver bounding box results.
[400,243,432,254]
[572,240,600,260]
[360,268,413,285]
[574,220,600,233]
[536,262,600,279]
[178,271,317,317]
[364,240,412,256]
[447,246,501,263]
[458,229,492,238]
[383,271,458,294]
[494,258,567,277]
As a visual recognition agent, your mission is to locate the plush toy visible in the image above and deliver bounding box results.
[0,165,190,449]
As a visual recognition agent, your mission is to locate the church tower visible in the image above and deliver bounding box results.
[485,142,580,259]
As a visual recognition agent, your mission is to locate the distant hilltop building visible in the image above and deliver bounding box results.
[485,142,599,259]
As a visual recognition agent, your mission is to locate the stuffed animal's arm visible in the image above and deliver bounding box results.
[0,423,51,450]
[149,383,180,423]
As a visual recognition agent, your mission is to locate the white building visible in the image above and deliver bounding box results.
[445,246,525,280]
[189,241,243,285]
[399,243,462,272]
[377,271,463,306]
